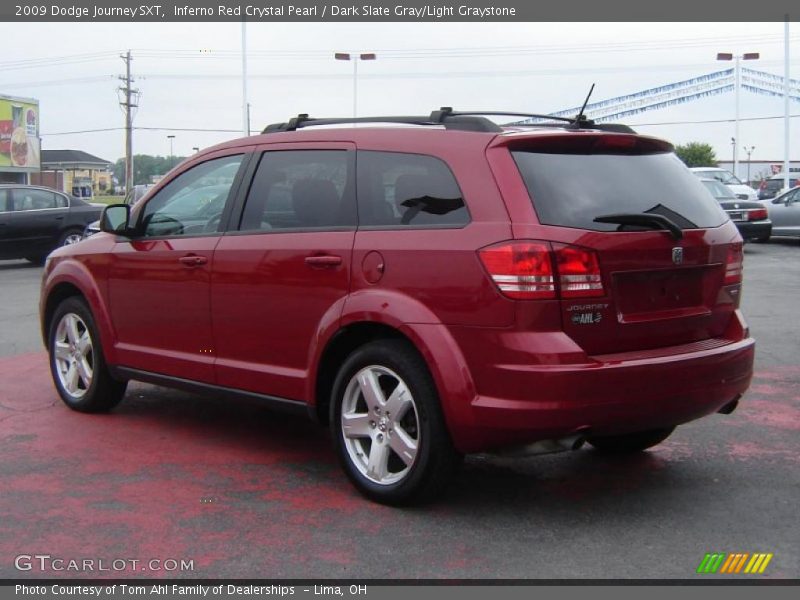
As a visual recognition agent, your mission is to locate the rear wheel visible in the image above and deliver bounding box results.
[48,296,127,413]
[587,427,675,454]
[331,340,461,505]
[25,255,47,265]
[753,235,770,243]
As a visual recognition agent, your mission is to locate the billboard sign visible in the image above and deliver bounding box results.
[0,95,40,171]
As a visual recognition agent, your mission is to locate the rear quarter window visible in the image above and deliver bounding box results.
[357,151,469,228]
[512,151,728,231]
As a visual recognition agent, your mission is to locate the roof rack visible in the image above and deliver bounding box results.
[261,107,634,134]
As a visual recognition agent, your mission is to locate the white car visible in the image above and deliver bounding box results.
[689,167,757,201]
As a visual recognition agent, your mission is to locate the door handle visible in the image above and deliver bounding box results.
[305,255,342,268]
[179,255,208,267]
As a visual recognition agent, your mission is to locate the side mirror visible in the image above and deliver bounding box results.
[100,204,131,234]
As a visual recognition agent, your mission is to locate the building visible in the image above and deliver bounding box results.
[31,150,113,198]
[0,93,40,184]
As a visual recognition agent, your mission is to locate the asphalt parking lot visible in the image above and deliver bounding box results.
[0,240,798,580]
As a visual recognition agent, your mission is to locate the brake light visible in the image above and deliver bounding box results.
[553,244,604,298]
[747,207,768,221]
[759,180,766,190]
[724,242,743,285]
[478,242,555,299]
[479,241,604,300]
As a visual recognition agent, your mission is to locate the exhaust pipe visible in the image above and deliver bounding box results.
[492,434,586,458]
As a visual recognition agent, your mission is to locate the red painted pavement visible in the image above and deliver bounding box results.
[1,353,798,579]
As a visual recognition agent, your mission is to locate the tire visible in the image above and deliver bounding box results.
[587,427,675,454]
[25,255,47,265]
[753,235,770,243]
[59,229,85,247]
[330,339,461,505]
[48,296,127,413]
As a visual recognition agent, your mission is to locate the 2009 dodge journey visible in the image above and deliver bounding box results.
[40,108,754,504]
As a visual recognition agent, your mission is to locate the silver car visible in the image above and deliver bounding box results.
[762,186,800,240]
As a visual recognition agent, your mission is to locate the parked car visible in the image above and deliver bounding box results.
[689,167,757,200]
[760,185,800,240]
[757,174,800,201]
[40,109,755,504]
[83,184,155,238]
[700,178,771,242]
[0,184,103,264]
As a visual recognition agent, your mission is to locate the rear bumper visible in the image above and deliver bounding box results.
[735,220,772,240]
[446,312,755,452]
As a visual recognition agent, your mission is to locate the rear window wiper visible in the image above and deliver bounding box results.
[593,213,683,240]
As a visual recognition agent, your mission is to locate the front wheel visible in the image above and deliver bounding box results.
[587,427,675,454]
[48,296,127,413]
[331,340,461,505]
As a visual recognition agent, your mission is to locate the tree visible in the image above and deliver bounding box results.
[675,143,717,168]
[112,154,187,187]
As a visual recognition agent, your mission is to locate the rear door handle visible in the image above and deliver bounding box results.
[305,255,342,268]
[179,255,208,267]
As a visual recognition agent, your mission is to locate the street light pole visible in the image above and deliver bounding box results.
[717,51,759,180]
[743,145,755,185]
[167,135,175,170]
[335,52,376,118]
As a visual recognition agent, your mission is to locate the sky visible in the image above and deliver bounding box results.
[1,21,798,181]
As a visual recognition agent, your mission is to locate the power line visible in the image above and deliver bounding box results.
[631,113,800,126]
[40,113,800,137]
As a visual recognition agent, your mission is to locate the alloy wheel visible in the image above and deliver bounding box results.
[340,365,420,485]
[53,313,94,399]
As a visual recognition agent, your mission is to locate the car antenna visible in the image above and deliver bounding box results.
[572,83,595,128]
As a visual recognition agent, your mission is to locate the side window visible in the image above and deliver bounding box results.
[357,151,469,228]
[0,190,8,212]
[240,150,354,231]
[140,155,243,237]
[55,194,68,208]
[12,189,57,211]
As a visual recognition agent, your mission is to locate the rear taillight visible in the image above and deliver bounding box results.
[553,244,604,298]
[724,242,743,285]
[479,241,604,300]
[478,242,555,299]
[759,180,767,190]
[747,208,768,221]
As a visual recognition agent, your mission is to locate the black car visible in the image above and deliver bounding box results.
[701,179,772,242]
[0,184,103,264]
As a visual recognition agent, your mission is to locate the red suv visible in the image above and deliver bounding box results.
[40,109,754,504]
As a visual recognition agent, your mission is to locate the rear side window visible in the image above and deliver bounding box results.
[240,150,355,231]
[11,188,58,211]
[512,151,727,231]
[357,151,469,228]
[0,190,8,212]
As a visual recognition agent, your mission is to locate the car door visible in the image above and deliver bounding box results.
[5,188,69,257]
[770,189,800,236]
[107,151,251,383]
[211,143,356,401]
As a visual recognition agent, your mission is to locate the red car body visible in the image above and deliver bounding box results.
[41,125,754,457]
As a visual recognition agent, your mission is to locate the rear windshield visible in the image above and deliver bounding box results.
[512,151,728,231]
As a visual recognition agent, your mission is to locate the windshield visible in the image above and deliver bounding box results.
[695,169,742,185]
[702,180,736,200]
[512,151,728,231]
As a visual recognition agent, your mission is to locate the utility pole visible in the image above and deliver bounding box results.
[118,51,139,195]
